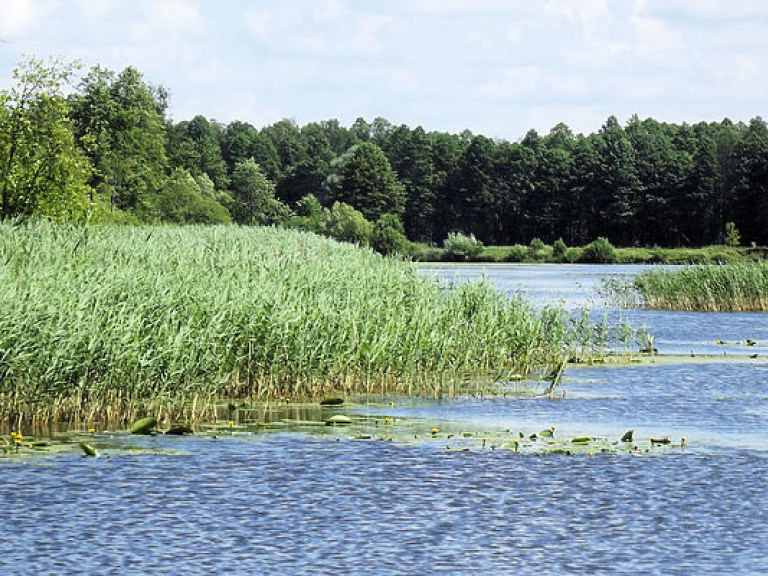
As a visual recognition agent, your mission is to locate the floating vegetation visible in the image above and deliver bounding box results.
[79,442,99,457]
[319,397,345,406]
[0,221,639,425]
[129,418,158,435]
[0,401,692,462]
[325,415,353,426]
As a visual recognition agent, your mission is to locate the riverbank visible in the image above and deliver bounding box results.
[413,241,768,264]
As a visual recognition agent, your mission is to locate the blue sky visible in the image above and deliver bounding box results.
[1,0,766,140]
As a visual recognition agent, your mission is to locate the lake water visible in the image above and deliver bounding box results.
[2,264,768,575]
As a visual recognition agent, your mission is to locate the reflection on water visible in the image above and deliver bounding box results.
[2,264,767,575]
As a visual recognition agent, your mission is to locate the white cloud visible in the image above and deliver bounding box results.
[0,0,48,37]
[144,0,204,34]
[1,0,767,138]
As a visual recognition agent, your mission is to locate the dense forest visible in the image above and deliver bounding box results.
[2,58,767,249]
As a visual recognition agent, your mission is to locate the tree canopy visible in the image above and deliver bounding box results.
[3,57,768,248]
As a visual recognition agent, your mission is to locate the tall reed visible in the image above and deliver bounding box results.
[1,221,610,423]
[621,261,768,312]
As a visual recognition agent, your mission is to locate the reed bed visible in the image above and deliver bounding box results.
[1,221,615,425]
[622,261,768,312]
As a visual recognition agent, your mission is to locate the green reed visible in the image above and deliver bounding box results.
[620,261,768,312]
[1,221,613,424]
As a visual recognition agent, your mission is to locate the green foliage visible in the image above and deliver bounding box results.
[69,65,169,213]
[326,202,372,245]
[0,222,584,420]
[725,221,740,247]
[143,168,231,224]
[229,158,289,225]
[5,55,768,248]
[625,260,768,311]
[505,245,527,262]
[290,194,326,234]
[443,232,484,261]
[372,213,410,256]
[167,115,229,190]
[552,238,568,262]
[0,57,94,220]
[528,238,547,261]
[330,141,405,221]
[580,237,617,263]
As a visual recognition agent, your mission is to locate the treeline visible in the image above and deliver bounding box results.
[2,58,768,248]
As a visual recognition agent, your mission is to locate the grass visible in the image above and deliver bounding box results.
[609,260,768,311]
[0,220,623,426]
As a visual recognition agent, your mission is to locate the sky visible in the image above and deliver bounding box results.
[1,0,767,141]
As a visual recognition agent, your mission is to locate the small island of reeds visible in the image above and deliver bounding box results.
[609,260,768,312]
[1,221,624,426]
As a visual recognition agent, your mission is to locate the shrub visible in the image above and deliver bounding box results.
[580,237,616,263]
[443,232,484,261]
[552,238,568,262]
[528,238,546,261]
[505,245,527,262]
[725,222,740,247]
[326,202,372,245]
[372,214,410,256]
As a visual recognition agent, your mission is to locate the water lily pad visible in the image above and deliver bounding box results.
[325,415,352,426]
[165,424,193,436]
[129,418,157,435]
[79,442,99,457]
[320,397,345,406]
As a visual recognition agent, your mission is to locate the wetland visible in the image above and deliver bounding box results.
[3,244,768,574]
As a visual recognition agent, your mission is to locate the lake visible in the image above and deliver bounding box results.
[2,264,767,575]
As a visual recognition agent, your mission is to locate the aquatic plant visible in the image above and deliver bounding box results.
[614,261,768,312]
[0,221,605,424]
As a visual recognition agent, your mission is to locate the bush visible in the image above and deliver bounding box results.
[443,232,484,261]
[505,245,527,262]
[372,214,410,256]
[326,202,372,245]
[528,238,546,261]
[725,222,740,247]
[580,237,616,263]
[552,238,568,262]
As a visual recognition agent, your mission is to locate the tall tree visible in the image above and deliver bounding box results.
[275,122,334,206]
[329,142,405,222]
[732,117,768,245]
[230,158,288,225]
[0,57,92,219]
[626,117,684,245]
[167,115,229,190]
[442,135,498,242]
[380,125,437,242]
[220,121,280,181]
[493,141,536,244]
[70,65,168,212]
[589,117,641,245]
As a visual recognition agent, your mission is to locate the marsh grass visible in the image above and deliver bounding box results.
[611,261,768,312]
[1,221,622,425]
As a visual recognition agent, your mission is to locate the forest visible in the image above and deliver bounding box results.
[2,57,767,249]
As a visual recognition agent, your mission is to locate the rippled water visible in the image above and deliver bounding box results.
[2,264,768,575]
[2,437,767,575]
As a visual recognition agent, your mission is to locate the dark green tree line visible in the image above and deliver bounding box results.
[4,57,768,249]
